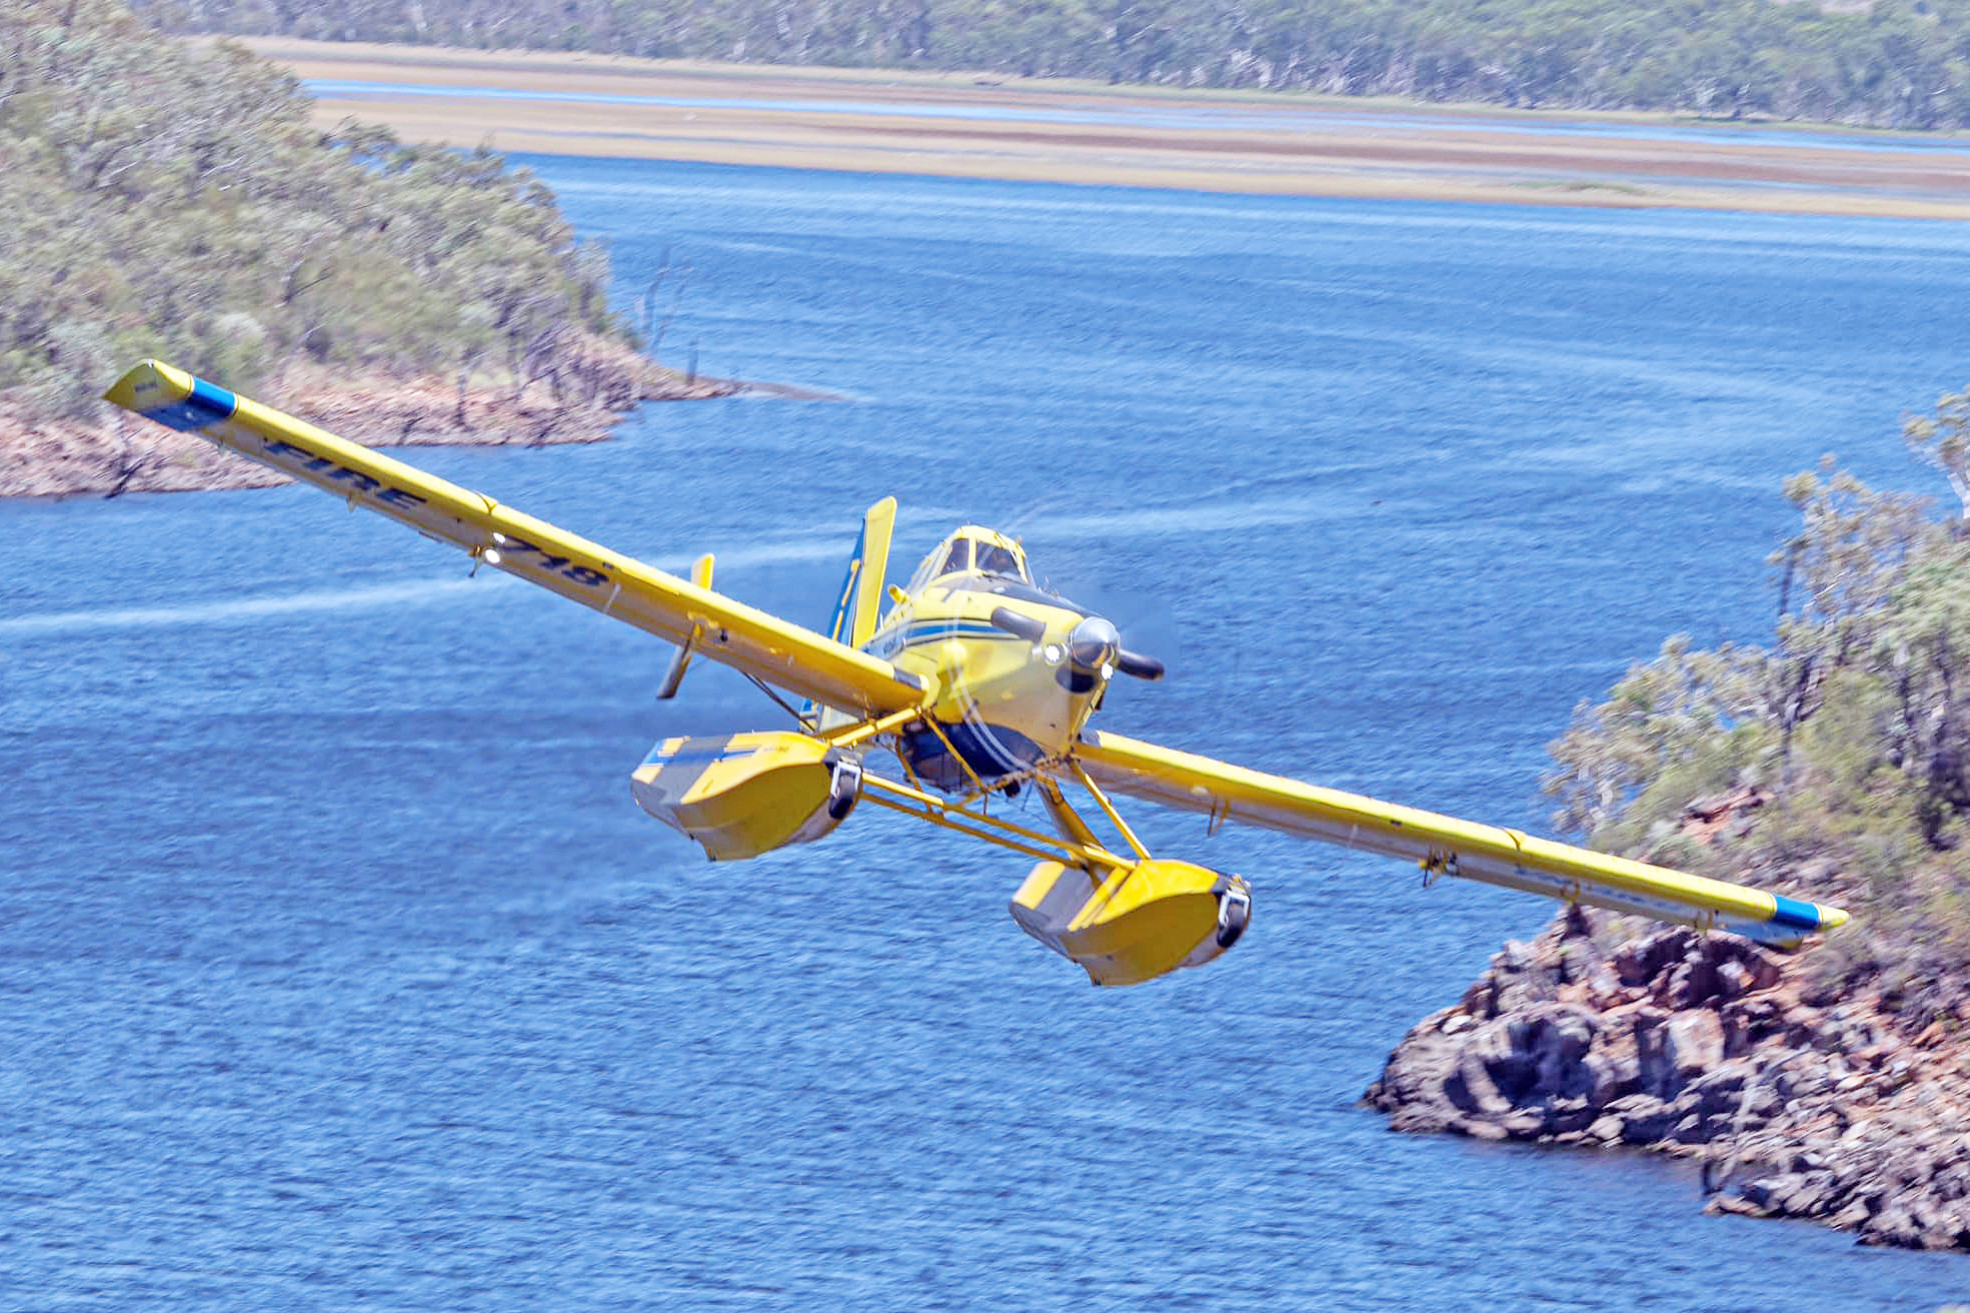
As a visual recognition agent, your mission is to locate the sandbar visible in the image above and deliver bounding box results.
[241,37,1970,220]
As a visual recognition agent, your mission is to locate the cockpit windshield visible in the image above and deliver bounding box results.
[905,530,1031,594]
[975,542,1024,579]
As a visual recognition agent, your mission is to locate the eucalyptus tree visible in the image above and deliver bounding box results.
[0,0,629,416]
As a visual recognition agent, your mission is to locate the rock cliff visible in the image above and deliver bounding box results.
[1367,908,1970,1250]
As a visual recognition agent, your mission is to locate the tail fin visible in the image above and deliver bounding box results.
[811,497,896,728]
[824,496,896,652]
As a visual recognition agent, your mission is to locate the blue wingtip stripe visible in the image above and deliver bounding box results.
[140,375,238,433]
[1769,894,1824,932]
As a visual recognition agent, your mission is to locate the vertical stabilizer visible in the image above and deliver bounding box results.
[848,497,896,650]
[822,497,897,652]
[811,497,896,726]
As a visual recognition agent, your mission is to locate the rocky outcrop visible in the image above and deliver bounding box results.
[0,344,737,499]
[1366,908,1970,1250]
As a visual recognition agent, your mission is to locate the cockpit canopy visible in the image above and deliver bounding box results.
[906,526,1030,593]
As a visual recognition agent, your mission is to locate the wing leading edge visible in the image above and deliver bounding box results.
[104,360,928,718]
[1076,729,1847,946]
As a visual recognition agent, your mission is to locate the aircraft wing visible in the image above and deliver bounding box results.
[103,360,930,718]
[1074,728,1848,946]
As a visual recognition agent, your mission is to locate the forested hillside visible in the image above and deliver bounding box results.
[1363,406,1970,1249]
[1545,399,1970,1010]
[140,0,1970,129]
[0,0,717,496]
[3,0,633,411]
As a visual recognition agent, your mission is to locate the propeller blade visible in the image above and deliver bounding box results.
[989,606,1048,642]
[992,600,1162,681]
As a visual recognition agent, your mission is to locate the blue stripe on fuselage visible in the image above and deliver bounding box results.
[900,719,1044,789]
[864,619,1015,659]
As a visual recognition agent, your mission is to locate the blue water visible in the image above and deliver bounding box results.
[8,159,1970,1309]
[305,78,1970,155]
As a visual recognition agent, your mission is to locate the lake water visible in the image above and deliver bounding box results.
[8,158,1970,1309]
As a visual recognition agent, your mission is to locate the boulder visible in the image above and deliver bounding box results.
[1367,905,1970,1252]
[1613,929,1695,988]
[1663,1011,1725,1081]
[1719,996,1785,1057]
[1583,1047,1641,1108]
[1601,1093,1676,1143]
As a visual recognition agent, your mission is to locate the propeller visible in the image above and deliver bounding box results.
[988,606,1047,643]
[989,606,1163,682]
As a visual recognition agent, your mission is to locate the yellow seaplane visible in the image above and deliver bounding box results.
[106,360,1850,987]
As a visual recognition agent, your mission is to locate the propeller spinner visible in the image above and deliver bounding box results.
[989,606,1163,681]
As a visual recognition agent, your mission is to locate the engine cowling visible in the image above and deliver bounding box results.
[1009,858,1252,986]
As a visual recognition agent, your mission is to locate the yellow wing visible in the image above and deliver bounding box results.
[1075,728,1847,946]
[104,360,929,718]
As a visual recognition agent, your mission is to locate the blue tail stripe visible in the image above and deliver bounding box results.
[142,376,238,433]
[805,521,869,717]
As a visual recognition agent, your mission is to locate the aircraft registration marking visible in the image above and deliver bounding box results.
[257,436,610,589]
[259,437,429,509]
[485,535,611,588]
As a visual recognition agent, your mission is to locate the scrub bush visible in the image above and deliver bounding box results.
[1545,442,1970,994]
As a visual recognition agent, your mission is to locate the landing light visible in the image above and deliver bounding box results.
[492,532,508,545]
[1101,662,1115,680]
[484,548,503,565]
[1043,643,1065,666]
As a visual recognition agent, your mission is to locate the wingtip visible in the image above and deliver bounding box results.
[1819,904,1851,932]
[102,358,191,412]
[103,360,238,433]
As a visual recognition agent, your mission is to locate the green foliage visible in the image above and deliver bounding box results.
[1545,423,1970,975]
[137,0,1970,129]
[1904,386,1970,518]
[0,0,628,414]
[1544,633,1774,845]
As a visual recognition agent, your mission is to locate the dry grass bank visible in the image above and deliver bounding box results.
[243,37,1970,219]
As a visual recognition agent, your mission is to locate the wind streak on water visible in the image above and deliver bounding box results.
[0,577,484,636]
[0,496,1332,637]
[0,540,827,636]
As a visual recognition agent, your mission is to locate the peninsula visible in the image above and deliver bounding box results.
[0,1,729,501]
[19,10,1970,497]
[1371,452,1970,1251]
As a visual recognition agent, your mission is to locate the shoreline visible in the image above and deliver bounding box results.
[0,346,738,501]
[1368,909,1970,1251]
[242,37,1970,221]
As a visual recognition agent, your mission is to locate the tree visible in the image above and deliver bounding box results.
[1903,388,1970,520]
[1544,456,1970,976]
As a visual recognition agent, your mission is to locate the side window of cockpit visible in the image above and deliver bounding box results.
[906,545,947,594]
[939,539,972,576]
[975,543,1023,578]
